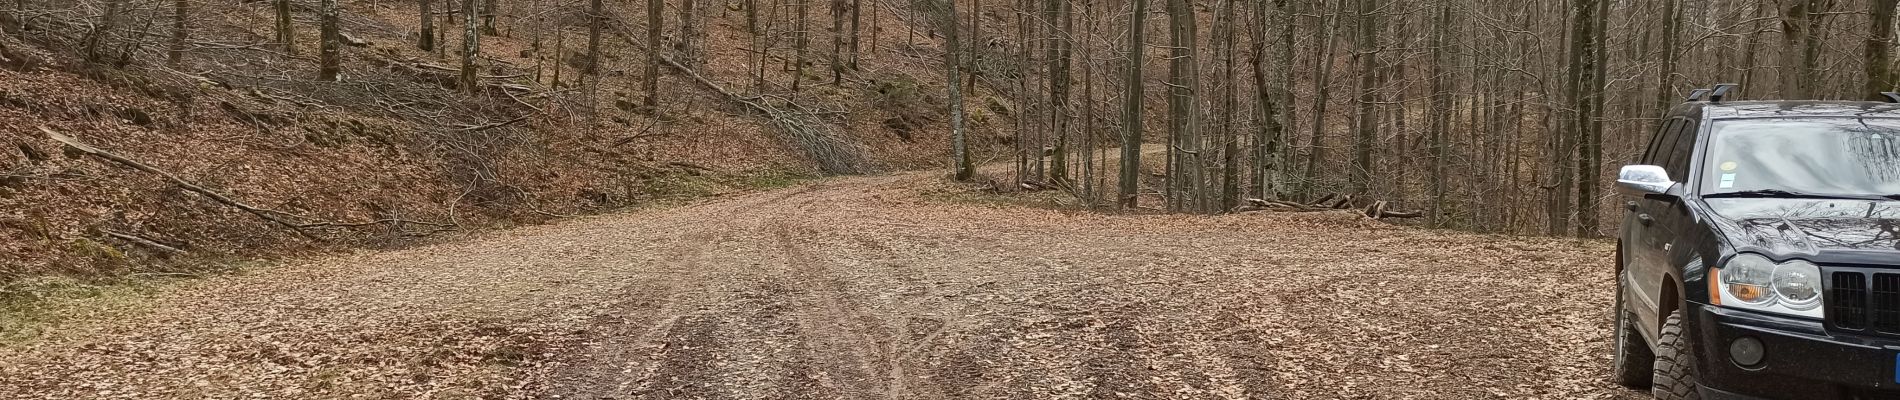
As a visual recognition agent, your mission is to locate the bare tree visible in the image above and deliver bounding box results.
[644,0,663,108]
[461,0,480,92]
[420,0,436,51]
[1870,0,1899,99]
[83,0,121,63]
[168,0,187,66]
[319,0,340,80]
[1117,0,1147,210]
[276,0,295,55]
[923,0,971,180]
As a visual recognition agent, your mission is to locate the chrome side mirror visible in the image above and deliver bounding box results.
[1616,165,1677,196]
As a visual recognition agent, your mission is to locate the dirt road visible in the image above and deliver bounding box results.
[0,172,1643,399]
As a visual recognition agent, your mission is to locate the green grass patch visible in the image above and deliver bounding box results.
[0,259,265,345]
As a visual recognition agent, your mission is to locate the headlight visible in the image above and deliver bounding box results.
[1772,260,1823,310]
[1715,253,1825,319]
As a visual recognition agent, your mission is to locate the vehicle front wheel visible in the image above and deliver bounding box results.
[1611,283,1654,388]
[1651,310,1699,400]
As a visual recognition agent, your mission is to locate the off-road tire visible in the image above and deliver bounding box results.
[1611,284,1654,388]
[1651,310,1700,400]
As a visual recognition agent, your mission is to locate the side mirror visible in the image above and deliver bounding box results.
[1616,165,1678,196]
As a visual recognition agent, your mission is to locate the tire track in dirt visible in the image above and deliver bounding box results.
[3,171,1645,400]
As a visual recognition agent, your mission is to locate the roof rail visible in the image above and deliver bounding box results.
[1684,89,1712,102]
[1683,84,1740,103]
[1708,83,1739,103]
[1883,92,1900,103]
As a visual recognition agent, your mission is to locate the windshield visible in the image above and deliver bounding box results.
[1702,118,1900,196]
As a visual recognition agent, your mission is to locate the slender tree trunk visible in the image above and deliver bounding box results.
[792,0,810,93]
[1166,0,1201,212]
[1870,0,1899,99]
[965,0,980,92]
[1301,3,1340,200]
[552,26,564,87]
[1655,0,1680,115]
[749,0,765,93]
[680,0,702,66]
[1348,0,1377,195]
[645,0,663,108]
[831,0,845,84]
[1428,2,1450,227]
[482,0,499,35]
[276,0,295,55]
[421,0,436,51]
[1118,0,1147,209]
[1218,0,1238,211]
[1575,0,1607,236]
[168,0,187,66]
[585,0,602,86]
[461,0,480,92]
[849,0,862,69]
[934,0,971,180]
[318,0,340,80]
[1048,0,1072,184]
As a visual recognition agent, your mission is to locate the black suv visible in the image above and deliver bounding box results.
[1613,84,1900,399]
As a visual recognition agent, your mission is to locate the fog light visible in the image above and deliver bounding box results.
[1730,336,1765,367]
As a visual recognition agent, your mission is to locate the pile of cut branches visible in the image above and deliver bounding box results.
[1235,193,1424,219]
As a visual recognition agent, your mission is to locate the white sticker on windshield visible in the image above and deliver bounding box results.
[1719,173,1737,189]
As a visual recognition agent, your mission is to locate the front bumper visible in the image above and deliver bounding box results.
[1691,302,1900,399]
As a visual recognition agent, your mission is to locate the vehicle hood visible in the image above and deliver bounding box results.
[1705,198,1900,265]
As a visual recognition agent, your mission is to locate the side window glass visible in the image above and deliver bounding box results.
[1650,120,1681,167]
[1665,119,1698,177]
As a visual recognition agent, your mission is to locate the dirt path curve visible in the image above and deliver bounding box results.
[0,171,1644,399]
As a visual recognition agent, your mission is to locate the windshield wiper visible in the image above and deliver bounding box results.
[1704,189,1818,198]
[1707,189,1890,200]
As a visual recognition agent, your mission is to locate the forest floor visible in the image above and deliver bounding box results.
[0,168,1644,399]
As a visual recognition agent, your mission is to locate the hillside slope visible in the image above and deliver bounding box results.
[0,0,1006,285]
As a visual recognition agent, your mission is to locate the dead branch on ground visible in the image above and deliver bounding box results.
[45,127,458,238]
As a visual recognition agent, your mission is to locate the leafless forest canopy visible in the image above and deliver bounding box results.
[5,0,1898,238]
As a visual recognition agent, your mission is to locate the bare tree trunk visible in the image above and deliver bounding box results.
[1218,0,1238,211]
[421,0,436,51]
[1348,0,1377,195]
[552,26,564,87]
[929,0,971,180]
[1118,0,1147,209]
[1301,3,1340,200]
[1428,2,1449,227]
[1655,0,1679,114]
[1870,0,1899,99]
[83,0,121,63]
[1574,0,1607,236]
[482,0,499,35]
[792,0,810,93]
[1166,0,1201,212]
[1047,0,1072,184]
[168,0,187,66]
[679,0,702,66]
[849,0,861,69]
[318,0,340,80]
[749,0,765,93]
[585,0,602,86]
[461,0,480,92]
[830,0,845,84]
[645,0,663,108]
[965,0,980,92]
[1780,0,1835,99]
[275,0,295,55]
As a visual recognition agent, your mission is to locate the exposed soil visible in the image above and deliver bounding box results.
[0,170,1645,399]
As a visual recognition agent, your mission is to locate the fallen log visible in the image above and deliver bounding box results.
[101,230,187,255]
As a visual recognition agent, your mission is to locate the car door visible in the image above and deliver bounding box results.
[1625,118,1689,336]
